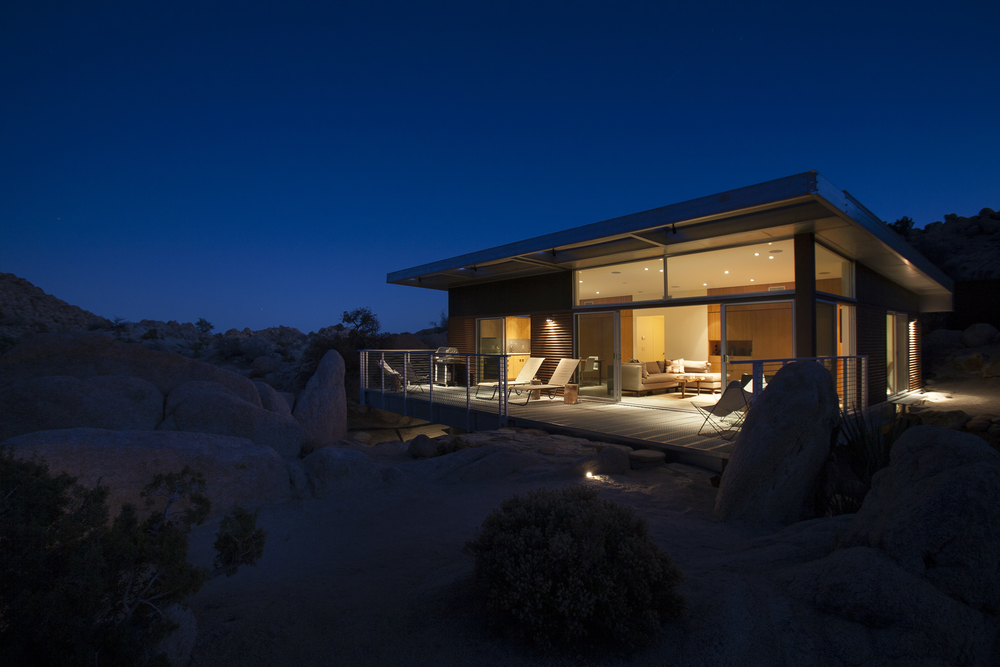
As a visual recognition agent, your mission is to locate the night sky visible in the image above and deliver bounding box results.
[2,1,997,334]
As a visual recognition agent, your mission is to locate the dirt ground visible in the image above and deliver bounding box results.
[184,450,743,667]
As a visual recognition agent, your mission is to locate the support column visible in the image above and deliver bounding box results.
[794,233,816,357]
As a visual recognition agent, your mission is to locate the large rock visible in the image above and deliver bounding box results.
[301,447,382,496]
[715,361,840,524]
[0,375,164,441]
[155,604,198,667]
[2,428,292,517]
[390,444,542,483]
[787,546,995,664]
[161,381,304,458]
[841,426,1000,613]
[293,350,347,449]
[0,333,262,406]
[253,380,292,417]
[962,323,1000,348]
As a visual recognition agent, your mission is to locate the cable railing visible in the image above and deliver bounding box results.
[359,349,512,429]
[727,355,868,411]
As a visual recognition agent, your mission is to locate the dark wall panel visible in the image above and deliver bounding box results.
[448,316,476,354]
[855,263,920,313]
[857,303,886,406]
[449,272,573,318]
[953,279,1000,330]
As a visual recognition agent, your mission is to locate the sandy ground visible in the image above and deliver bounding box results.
[912,375,1000,416]
[183,445,757,667]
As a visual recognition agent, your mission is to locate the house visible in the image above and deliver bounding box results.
[382,171,952,417]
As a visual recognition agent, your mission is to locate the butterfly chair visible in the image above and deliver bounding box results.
[403,358,430,393]
[695,380,753,441]
[512,358,579,405]
[475,356,545,399]
[377,359,403,392]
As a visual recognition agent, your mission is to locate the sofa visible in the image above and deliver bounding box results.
[621,359,723,397]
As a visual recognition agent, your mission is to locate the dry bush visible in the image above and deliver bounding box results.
[464,486,684,651]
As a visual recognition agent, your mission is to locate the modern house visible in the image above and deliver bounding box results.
[367,172,952,467]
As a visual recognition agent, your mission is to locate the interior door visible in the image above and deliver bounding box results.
[575,311,620,401]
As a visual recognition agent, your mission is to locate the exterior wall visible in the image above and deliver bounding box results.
[531,312,574,390]
[854,263,920,313]
[449,271,573,318]
[447,316,476,354]
[857,303,887,404]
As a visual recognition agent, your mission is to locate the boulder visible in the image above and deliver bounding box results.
[162,381,304,458]
[253,380,292,417]
[293,350,347,449]
[841,426,1000,613]
[155,604,198,667]
[251,355,280,378]
[956,351,985,372]
[0,375,164,441]
[982,360,1000,378]
[787,546,994,664]
[905,409,971,430]
[965,414,996,433]
[301,447,382,496]
[2,428,292,517]
[0,333,261,406]
[715,361,840,524]
[406,433,438,459]
[278,392,296,411]
[962,323,1000,348]
[390,444,542,483]
[924,328,965,351]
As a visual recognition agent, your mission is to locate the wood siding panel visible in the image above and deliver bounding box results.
[857,304,886,406]
[448,316,476,354]
[531,312,574,390]
[855,263,920,312]
[449,272,573,318]
[909,316,922,391]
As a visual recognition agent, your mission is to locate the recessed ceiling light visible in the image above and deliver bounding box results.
[724,270,729,274]
[750,279,755,282]
[671,285,679,288]
[754,253,759,256]
[769,256,774,259]
[771,249,783,254]
[579,280,583,283]
[644,268,648,271]
[768,242,772,245]
[703,283,707,286]
[596,291,600,294]
[659,269,663,272]
[612,271,621,274]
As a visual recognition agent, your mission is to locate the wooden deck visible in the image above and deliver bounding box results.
[362,384,734,472]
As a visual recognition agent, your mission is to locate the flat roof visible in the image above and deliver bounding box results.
[387,171,952,307]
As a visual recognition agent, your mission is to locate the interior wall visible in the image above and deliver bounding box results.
[664,305,710,361]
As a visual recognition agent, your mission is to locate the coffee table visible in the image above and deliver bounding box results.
[677,374,708,397]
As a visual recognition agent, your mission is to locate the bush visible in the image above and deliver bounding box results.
[464,486,684,651]
[0,451,266,666]
[195,318,213,334]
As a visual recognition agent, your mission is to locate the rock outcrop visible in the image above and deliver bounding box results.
[904,208,1000,281]
[301,447,383,496]
[3,428,292,517]
[161,381,304,458]
[0,375,164,441]
[840,426,1000,613]
[293,349,348,450]
[715,361,840,524]
[0,272,110,341]
[0,333,261,406]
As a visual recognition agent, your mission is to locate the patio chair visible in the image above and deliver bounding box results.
[404,358,430,393]
[475,357,545,399]
[694,380,753,440]
[377,359,403,392]
[512,358,579,405]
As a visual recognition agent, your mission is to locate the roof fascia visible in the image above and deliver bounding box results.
[811,174,954,292]
[387,171,820,284]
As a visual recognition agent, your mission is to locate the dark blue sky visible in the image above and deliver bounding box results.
[2,1,997,334]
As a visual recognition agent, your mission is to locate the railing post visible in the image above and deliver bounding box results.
[359,350,367,406]
[428,352,434,419]
[500,355,508,428]
[466,354,472,431]
[379,352,386,410]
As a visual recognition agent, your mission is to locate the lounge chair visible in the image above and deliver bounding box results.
[476,357,545,399]
[512,358,579,405]
[404,358,430,393]
[377,359,402,392]
[694,380,753,440]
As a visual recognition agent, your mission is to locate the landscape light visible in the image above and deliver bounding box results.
[586,472,593,478]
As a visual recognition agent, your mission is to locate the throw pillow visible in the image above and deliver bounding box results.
[641,365,649,379]
[684,360,708,373]
[668,360,683,373]
[645,361,660,376]
[656,360,665,373]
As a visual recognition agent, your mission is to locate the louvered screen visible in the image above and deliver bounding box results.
[531,312,574,392]
[909,316,921,391]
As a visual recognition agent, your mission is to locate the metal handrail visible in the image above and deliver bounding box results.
[728,355,868,411]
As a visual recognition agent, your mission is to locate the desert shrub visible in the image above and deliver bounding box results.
[0,452,266,666]
[297,307,392,394]
[464,486,684,651]
[820,408,913,516]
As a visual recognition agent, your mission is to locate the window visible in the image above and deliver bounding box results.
[575,257,664,306]
[816,244,854,298]
[666,240,795,299]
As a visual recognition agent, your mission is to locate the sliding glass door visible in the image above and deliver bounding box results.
[575,311,619,401]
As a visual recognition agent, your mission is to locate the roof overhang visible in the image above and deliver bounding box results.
[388,171,953,310]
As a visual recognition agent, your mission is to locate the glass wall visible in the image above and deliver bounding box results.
[477,316,531,383]
[666,240,795,299]
[816,244,854,298]
[575,257,664,306]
